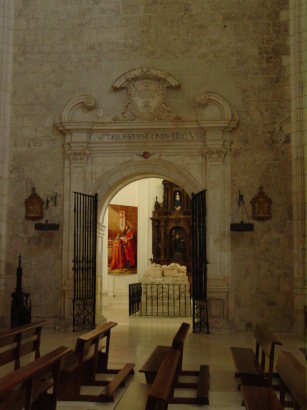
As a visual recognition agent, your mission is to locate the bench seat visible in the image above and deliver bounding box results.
[59,321,134,403]
[139,345,169,383]
[240,385,283,410]
[230,324,282,387]
[0,346,71,410]
[231,347,261,377]
[139,322,210,405]
[115,383,150,410]
[116,348,180,410]
[277,350,306,409]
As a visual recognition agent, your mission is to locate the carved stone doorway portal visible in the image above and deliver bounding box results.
[55,67,238,327]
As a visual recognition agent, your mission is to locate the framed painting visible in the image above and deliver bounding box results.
[251,187,272,221]
[25,188,44,220]
[108,204,137,274]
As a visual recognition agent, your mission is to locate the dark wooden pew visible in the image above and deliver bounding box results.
[0,321,48,372]
[58,321,135,402]
[0,345,71,410]
[139,322,189,383]
[276,350,306,409]
[231,324,282,387]
[240,385,283,410]
[116,348,180,410]
[139,322,209,405]
[240,349,306,410]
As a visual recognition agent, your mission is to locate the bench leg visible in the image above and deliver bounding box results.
[82,357,96,384]
[97,350,108,373]
[58,371,81,400]
[31,393,56,410]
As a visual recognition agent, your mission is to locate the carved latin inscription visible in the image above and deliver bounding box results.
[89,129,205,142]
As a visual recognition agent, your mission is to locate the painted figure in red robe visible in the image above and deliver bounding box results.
[125,225,135,268]
[110,234,124,270]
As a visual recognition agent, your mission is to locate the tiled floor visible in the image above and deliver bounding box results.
[5,295,306,409]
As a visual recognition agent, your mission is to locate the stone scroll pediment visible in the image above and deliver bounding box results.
[112,66,181,122]
[56,67,238,134]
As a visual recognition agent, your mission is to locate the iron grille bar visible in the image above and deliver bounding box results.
[192,190,209,334]
[129,283,191,317]
[73,192,97,331]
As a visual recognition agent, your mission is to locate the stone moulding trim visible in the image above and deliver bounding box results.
[195,92,239,124]
[56,91,238,134]
[56,119,238,134]
[112,66,180,89]
[59,95,97,124]
[92,159,202,220]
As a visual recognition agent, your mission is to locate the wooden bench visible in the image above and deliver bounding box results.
[58,321,135,402]
[276,350,306,409]
[240,385,283,410]
[139,322,209,405]
[116,348,180,410]
[231,324,282,387]
[0,321,48,373]
[240,349,306,410]
[0,345,71,410]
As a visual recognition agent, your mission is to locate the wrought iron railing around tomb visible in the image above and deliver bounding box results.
[129,283,191,317]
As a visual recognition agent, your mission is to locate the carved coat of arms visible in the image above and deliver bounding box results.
[112,67,180,121]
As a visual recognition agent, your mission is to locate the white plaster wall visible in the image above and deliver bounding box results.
[101,178,163,296]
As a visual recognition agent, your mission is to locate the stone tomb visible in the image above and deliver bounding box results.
[141,263,190,316]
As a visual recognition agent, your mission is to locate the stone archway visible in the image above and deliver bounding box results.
[93,161,201,313]
[55,67,238,326]
[94,159,201,220]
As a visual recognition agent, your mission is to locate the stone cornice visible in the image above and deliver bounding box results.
[56,119,238,135]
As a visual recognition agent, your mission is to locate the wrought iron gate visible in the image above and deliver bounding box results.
[73,192,98,331]
[191,190,209,334]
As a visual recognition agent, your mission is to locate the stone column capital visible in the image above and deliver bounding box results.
[64,143,90,164]
[203,148,227,161]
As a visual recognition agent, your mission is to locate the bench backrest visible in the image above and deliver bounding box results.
[147,348,180,409]
[75,321,117,367]
[0,321,48,371]
[253,324,282,385]
[254,324,281,358]
[0,345,71,410]
[276,350,306,409]
[171,322,190,352]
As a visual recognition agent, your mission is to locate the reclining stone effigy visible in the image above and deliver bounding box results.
[141,263,191,316]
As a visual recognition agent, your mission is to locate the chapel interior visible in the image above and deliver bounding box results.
[0,0,306,409]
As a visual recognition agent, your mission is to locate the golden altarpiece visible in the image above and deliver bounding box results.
[151,181,192,272]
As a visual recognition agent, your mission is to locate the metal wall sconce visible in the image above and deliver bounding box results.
[34,220,60,231]
[230,191,254,232]
[45,193,57,209]
[34,192,59,231]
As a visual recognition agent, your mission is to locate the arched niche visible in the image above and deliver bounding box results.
[93,159,201,223]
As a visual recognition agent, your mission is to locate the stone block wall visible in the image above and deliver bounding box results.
[0,0,300,331]
[288,0,307,333]
[0,0,15,323]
